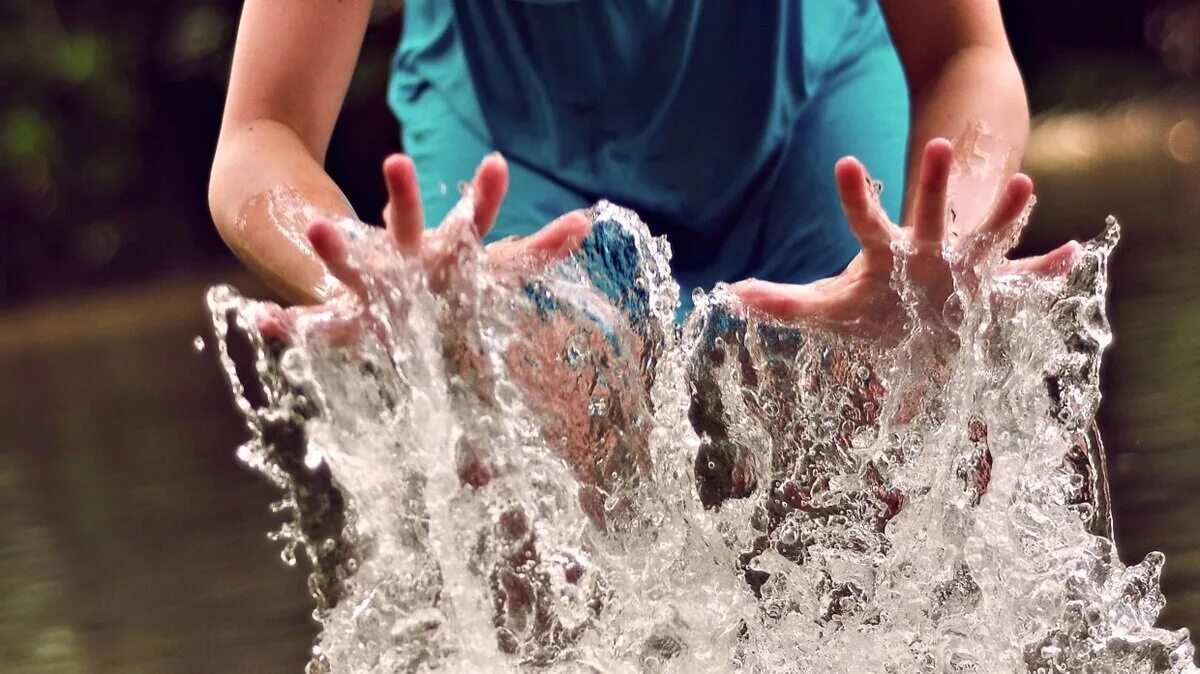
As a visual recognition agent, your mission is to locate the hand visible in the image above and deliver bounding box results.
[731,138,1081,333]
[257,153,591,343]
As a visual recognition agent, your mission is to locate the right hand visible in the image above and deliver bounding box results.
[257,152,592,343]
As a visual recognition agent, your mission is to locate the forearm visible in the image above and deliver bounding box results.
[210,0,372,304]
[902,46,1029,226]
[209,119,356,304]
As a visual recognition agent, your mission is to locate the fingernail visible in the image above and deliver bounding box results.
[480,152,506,171]
[474,153,501,179]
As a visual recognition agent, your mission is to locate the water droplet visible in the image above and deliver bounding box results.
[201,203,1168,672]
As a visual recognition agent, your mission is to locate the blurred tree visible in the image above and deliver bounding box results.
[1003,0,1172,111]
[0,1,402,308]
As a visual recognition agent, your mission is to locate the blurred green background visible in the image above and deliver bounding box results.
[1,1,1198,671]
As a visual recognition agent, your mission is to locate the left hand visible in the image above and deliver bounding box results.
[731,138,1080,333]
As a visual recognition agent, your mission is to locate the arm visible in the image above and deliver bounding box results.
[880,0,1030,228]
[733,4,1078,324]
[209,0,372,304]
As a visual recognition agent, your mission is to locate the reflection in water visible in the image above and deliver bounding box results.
[0,283,315,673]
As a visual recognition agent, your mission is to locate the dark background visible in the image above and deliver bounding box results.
[3,1,1199,671]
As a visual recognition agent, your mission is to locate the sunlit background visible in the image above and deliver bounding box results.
[2,1,1198,671]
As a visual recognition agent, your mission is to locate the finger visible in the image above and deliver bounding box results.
[526,209,591,255]
[307,220,370,302]
[961,173,1035,263]
[730,279,838,320]
[382,154,424,253]
[302,310,364,346]
[254,304,295,342]
[835,157,894,266]
[254,303,362,346]
[472,152,509,238]
[999,240,1081,277]
[488,209,592,268]
[979,172,1035,239]
[910,138,955,245]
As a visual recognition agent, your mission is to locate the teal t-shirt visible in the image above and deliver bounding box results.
[389,0,909,302]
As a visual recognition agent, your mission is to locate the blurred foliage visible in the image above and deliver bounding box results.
[1003,0,1172,110]
[0,0,1187,310]
[0,1,402,308]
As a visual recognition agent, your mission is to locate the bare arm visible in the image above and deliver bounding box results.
[880,0,1029,227]
[209,0,372,303]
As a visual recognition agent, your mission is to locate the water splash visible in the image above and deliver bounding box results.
[208,198,1196,673]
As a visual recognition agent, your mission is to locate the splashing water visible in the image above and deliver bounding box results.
[208,193,1197,672]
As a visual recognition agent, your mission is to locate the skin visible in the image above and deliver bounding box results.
[208,0,1076,329]
[253,156,591,341]
[731,140,1081,327]
[881,0,1031,223]
[732,1,1078,321]
[207,3,1085,653]
[209,0,369,303]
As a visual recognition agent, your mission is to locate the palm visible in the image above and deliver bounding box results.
[733,138,1080,334]
[257,153,590,343]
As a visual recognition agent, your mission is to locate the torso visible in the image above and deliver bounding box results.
[390,0,909,298]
